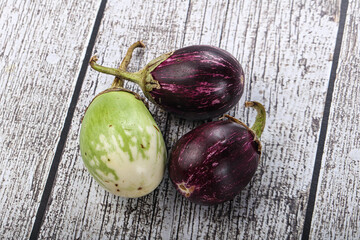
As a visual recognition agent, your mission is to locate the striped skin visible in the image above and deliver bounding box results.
[168,120,260,205]
[80,90,167,198]
[150,45,244,120]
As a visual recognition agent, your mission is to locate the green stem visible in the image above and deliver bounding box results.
[89,56,145,88]
[112,41,146,88]
[245,101,266,138]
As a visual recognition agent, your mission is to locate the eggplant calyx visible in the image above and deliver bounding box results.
[143,51,174,72]
[139,51,174,91]
[221,100,266,155]
[92,87,146,105]
[89,49,173,94]
[221,114,248,129]
[221,114,262,154]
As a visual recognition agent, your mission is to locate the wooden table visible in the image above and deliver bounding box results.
[1,0,359,239]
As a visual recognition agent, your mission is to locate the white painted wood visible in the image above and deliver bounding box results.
[164,0,342,239]
[36,0,343,240]
[38,0,190,239]
[310,0,360,238]
[0,0,101,238]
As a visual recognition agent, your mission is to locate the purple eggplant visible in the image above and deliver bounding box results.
[90,43,244,120]
[168,101,266,205]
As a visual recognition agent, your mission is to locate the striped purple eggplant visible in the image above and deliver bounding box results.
[90,43,244,120]
[168,101,266,205]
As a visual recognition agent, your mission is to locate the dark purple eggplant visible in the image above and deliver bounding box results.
[90,43,244,120]
[168,101,266,205]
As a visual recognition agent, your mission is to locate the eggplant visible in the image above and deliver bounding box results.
[90,43,244,120]
[168,101,266,205]
[80,42,167,198]
[80,89,167,197]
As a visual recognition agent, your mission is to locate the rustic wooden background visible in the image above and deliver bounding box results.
[0,0,359,239]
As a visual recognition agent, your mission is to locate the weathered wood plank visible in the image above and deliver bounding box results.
[0,0,101,238]
[38,0,341,239]
[162,0,342,239]
[310,0,360,238]
[38,0,190,239]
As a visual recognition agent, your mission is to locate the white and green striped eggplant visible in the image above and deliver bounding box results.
[79,88,167,198]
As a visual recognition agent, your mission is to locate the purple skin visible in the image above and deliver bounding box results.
[150,45,244,120]
[168,120,260,205]
[88,44,244,120]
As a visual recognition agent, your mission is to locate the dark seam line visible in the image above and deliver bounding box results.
[98,193,109,240]
[29,0,108,239]
[174,195,184,240]
[181,0,192,47]
[218,0,230,46]
[198,0,208,44]
[246,0,262,123]
[133,199,142,240]
[301,1,348,239]
[147,188,159,239]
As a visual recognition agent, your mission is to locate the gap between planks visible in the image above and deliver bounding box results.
[301,0,349,239]
[29,0,108,239]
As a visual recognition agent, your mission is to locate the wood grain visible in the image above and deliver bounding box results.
[0,0,101,238]
[310,0,360,238]
[37,0,342,239]
[164,0,342,239]
[38,0,191,239]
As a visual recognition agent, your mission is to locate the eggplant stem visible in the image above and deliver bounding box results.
[245,101,266,138]
[89,45,173,94]
[220,114,249,129]
[89,56,145,87]
[112,41,146,88]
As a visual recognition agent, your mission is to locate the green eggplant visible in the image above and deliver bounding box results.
[79,41,167,198]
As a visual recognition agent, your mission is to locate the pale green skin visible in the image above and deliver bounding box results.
[79,90,167,198]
